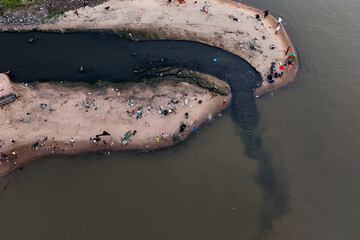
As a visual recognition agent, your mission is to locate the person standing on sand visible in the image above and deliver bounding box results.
[201,1,210,14]
[275,25,281,34]
[264,10,269,18]
[285,46,291,55]
[277,16,283,25]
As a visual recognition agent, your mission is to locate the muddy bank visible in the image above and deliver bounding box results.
[0,71,231,176]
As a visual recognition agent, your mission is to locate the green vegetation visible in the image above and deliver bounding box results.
[0,0,23,9]
[0,0,43,9]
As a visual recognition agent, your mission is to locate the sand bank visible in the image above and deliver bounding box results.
[1,0,298,96]
[0,71,231,176]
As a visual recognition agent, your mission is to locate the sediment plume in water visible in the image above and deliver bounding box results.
[230,84,289,237]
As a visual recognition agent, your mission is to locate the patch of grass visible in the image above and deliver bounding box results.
[0,0,25,8]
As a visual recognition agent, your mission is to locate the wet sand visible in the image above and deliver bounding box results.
[0,72,231,176]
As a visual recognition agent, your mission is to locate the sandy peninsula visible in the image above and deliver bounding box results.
[0,71,231,176]
[1,0,298,95]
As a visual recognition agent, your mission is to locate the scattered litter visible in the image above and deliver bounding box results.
[249,38,262,53]
[136,108,143,119]
[121,130,136,145]
[179,123,187,133]
[161,133,169,139]
[127,99,135,107]
[200,2,210,13]
[32,136,48,151]
[192,127,200,134]
[39,103,48,110]
[159,105,175,116]
[0,153,9,162]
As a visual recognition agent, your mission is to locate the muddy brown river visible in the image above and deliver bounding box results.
[1,0,360,239]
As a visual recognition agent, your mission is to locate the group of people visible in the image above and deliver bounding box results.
[267,51,296,84]
[255,9,269,21]
[255,10,283,34]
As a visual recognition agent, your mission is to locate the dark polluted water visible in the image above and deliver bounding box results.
[0,32,286,239]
